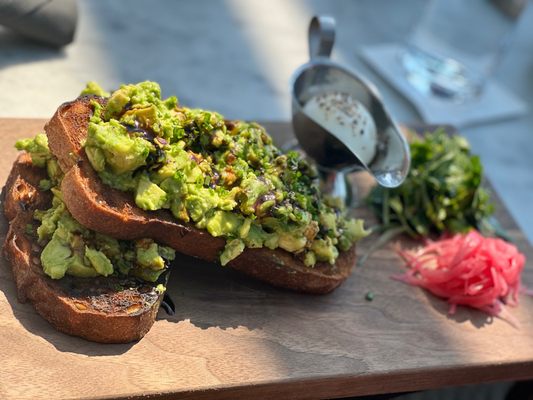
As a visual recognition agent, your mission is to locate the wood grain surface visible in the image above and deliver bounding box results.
[1,119,533,400]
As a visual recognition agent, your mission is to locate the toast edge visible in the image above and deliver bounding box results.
[2,154,165,343]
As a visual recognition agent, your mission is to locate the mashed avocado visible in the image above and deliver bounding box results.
[34,188,175,281]
[80,81,110,98]
[16,133,61,190]
[82,81,369,266]
[16,135,175,282]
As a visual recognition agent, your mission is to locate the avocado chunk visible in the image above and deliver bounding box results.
[86,120,152,175]
[105,90,130,120]
[344,218,370,241]
[46,158,62,184]
[136,239,166,270]
[238,175,271,215]
[34,195,66,242]
[66,254,99,278]
[220,239,245,266]
[319,212,337,234]
[131,267,166,283]
[278,232,307,253]
[311,238,339,265]
[135,174,168,210]
[85,146,106,172]
[80,81,110,97]
[242,223,267,248]
[85,246,114,276]
[185,192,217,223]
[206,210,242,237]
[15,133,50,168]
[41,236,72,279]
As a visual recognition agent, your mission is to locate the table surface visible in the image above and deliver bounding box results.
[1,119,533,400]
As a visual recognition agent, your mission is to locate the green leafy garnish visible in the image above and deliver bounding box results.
[367,129,494,238]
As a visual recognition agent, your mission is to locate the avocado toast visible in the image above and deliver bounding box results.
[2,81,367,343]
[3,152,175,343]
[46,82,368,294]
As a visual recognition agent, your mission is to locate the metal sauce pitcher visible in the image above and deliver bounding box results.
[290,16,410,203]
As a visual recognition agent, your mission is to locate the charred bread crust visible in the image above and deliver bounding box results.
[2,154,166,343]
[46,98,356,294]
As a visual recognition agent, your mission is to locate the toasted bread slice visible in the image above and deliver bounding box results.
[46,97,356,294]
[2,153,167,343]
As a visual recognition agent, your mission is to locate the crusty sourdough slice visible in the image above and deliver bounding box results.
[46,97,356,294]
[2,153,167,343]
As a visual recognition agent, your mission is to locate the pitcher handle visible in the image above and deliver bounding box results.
[308,15,336,60]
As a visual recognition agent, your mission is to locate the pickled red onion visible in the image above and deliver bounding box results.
[394,231,527,322]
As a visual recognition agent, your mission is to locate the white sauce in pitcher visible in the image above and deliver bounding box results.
[303,92,378,165]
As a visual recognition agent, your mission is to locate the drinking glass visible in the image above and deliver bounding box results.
[402,0,526,102]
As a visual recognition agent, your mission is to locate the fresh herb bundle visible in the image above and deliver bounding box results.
[367,129,494,238]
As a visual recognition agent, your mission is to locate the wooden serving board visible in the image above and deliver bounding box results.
[1,119,533,400]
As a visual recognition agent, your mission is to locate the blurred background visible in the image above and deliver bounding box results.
[0,1,532,398]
